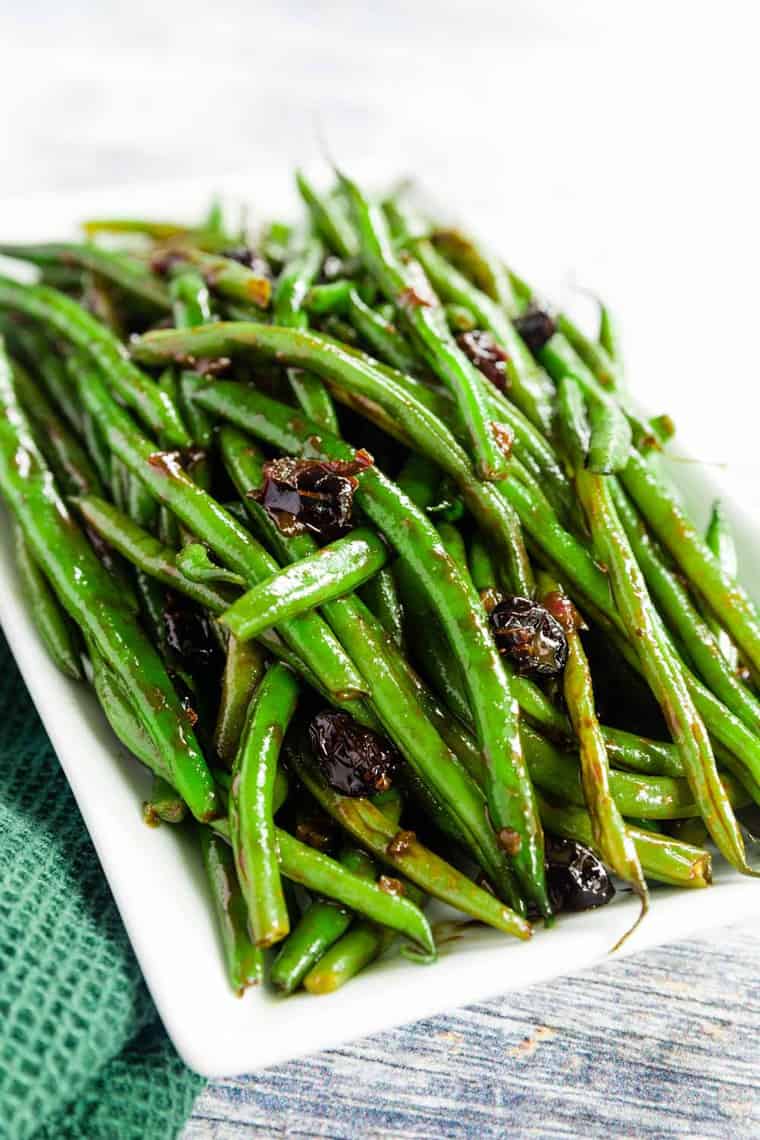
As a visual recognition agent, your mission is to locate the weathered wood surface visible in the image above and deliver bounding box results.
[184,917,760,1138]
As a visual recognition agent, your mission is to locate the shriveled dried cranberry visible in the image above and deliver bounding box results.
[163,592,223,682]
[253,452,373,541]
[513,305,556,353]
[309,709,401,797]
[489,595,568,676]
[545,835,615,912]
[457,329,510,390]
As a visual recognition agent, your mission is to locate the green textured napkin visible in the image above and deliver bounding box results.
[0,633,205,1140]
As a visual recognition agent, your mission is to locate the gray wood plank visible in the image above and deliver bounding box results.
[184,919,760,1138]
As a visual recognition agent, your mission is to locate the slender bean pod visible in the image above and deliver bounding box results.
[229,663,298,946]
[221,529,389,642]
[0,276,189,446]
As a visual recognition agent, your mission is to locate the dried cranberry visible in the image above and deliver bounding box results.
[545,835,615,912]
[163,592,223,681]
[253,452,372,542]
[457,330,510,390]
[309,710,401,797]
[489,595,568,676]
[513,305,556,353]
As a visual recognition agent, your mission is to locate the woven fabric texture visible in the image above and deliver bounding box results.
[0,633,204,1140]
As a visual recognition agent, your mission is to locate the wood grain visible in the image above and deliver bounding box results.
[184,918,760,1138]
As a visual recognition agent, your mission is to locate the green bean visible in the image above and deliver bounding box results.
[291,747,531,939]
[296,170,358,259]
[276,829,435,954]
[269,846,376,994]
[9,323,85,434]
[83,270,124,337]
[170,268,212,327]
[597,299,624,369]
[83,217,212,242]
[395,451,440,509]
[576,466,749,871]
[554,344,630,473]
[13,523,82,680]
[645,415,676,448]
[261,220,293,266]
[38,264,85,291]
[436,522,471,581]
[536,792,712,888]
[169,269,216,445]
[0,242,171,310]
[67,361,369,702]
[704,500,739,670]
[621,449,760,677]
[346,288,418,373]
[540,576,647,927]
[468,531,499,593]
[303,921,392,994]
[444,303,477,332]
[110,455,129,513]
[611,483,760,735]
[176,543,246,587]
[556,312,623,392]
[394,560,472,727]
[142,774,187,825]
[430,227,520,315]
[167,248,271,308]
[221,528,389,642]
[338,172,510,481]
[213,636,266,764]
[189,389,547,913]
[229,663,298,946]
[587,397,632,475]
[64,349,113,486]
[200,827,263,993]
[539,331,650,448]
[85,638,164,770]
[0,277,189,446]
[274,227,338,431]
[521,722,747,820]
[669,817,709,849]
[11,360,104,497]
[303,280,352,316]
[556,374,590,468]
[178,373,214,448]
[0,345,219,820]
[358,566,405,648]
[602,727,684,778]
[627,817,664,833]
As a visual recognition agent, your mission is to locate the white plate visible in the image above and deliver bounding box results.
[1,177,759,1078]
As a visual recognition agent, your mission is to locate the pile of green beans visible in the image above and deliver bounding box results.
[0,168,756,1000]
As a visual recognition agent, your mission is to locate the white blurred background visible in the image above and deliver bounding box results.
[1,0,759,468]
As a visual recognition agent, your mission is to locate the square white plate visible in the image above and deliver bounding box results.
[1,175,759,1078]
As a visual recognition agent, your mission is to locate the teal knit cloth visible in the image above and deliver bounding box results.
[0,633,205,1139]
